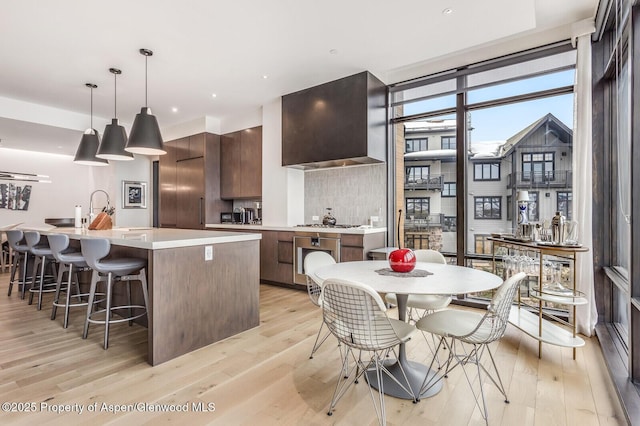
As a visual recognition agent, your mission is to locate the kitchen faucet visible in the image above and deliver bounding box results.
[89,190,111,223]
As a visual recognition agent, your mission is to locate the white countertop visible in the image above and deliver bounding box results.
[39,227,261,250]
[205,223,387,235]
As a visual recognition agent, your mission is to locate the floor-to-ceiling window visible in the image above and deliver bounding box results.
[389,43,576,303]
[593,0,639,418]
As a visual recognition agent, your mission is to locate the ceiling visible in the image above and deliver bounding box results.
[0,0,599,156]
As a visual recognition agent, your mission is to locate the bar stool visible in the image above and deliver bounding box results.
[81,238,149,349]
[1,233,11,273]
[48,234,100,328]
[5,230,33,298]
[24,231,58,310]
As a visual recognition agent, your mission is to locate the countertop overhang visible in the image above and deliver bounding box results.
[40,227,261,250]
[205,223,387,235]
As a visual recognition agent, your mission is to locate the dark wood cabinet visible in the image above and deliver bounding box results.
[175,134,205,161]
[176,157,204,229]
[220,126,262,199]
[282,71,386,169]
[260,230,294,285]
[159,140,178,228]
[159,133,231,229]
[340,233,386,262]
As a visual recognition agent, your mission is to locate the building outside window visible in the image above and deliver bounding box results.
[522,152,555,181]
[527,191,539,221]
[443,216,456,232]
[557,191,572,220]
[406,166,430,183]
[474,162,500,181]
[441,136,456,149]
[474,234,493,254]
[406,197,430,219]
[405,138,428,153]
[474,196,501,219]
[442,182,456,197]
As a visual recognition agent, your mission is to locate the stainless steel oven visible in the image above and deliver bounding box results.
[293,232,340,285]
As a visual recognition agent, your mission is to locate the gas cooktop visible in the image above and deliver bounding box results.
[296,224,362,229]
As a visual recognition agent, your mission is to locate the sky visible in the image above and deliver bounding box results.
[403,69,575,144]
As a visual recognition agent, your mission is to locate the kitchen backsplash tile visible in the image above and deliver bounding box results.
[305,164,386,226]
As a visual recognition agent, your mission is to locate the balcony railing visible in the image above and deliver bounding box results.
[404,213,445,230]
[507,170,572,189]
[404,175,444,191]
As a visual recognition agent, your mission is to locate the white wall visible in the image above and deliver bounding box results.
[0,147,152,229]
[261,98,304,226]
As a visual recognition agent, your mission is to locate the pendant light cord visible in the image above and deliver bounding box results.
[90,85,93,130]
[114,72,117,118]
[145,54,148,108]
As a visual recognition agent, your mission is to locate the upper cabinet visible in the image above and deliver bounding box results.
[159,133,231,229]
[220,126,262,200]
[281,71,387,169]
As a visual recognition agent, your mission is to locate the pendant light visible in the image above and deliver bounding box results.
[97,68,134,161]
[125,48,165,155]
[74,83,109,166]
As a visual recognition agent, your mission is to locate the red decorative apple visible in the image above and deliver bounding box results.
[389,248,416,273]
[389,209,416,272]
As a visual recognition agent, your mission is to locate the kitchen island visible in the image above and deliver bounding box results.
[43,227,261,366]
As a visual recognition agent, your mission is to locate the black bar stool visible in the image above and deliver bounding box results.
[48,234,101,328]
[5,230,33,299]
[24,231,58,310]
[81,238,149,349]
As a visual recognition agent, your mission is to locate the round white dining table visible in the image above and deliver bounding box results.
[314,260,503,400]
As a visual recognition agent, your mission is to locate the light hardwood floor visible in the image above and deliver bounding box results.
[0,271,628,425]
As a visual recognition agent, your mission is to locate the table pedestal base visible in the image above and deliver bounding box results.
[365,359,443,400]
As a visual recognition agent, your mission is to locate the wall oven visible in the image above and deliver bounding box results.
[293,232,340,285]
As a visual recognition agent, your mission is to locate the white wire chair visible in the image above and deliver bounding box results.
[416,271,527,424]
[304,251,336,359]
[321,278,417,425]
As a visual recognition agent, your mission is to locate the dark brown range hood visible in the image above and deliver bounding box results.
[281,71,387,170]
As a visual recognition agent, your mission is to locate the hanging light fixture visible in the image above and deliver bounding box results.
[74,83,109,166]
[125,48,165,155]
[97,68,134,161]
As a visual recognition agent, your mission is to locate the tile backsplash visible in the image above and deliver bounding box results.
[304,164,386,226]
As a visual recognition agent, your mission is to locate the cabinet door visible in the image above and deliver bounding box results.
[177,157,205,229]
[189,133,206,159]
[240,127,262,198]
[174,137,190,162]
[220,133,241,199]
[159,140,177,227]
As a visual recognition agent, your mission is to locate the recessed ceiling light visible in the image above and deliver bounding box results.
[442,8,453,14]
[172,107,178,113]
[262,75,268,79]
[211,93,217,98]
[329,49,338,55]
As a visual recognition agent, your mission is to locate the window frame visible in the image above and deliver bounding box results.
[474,162,501,181]
[405,138,428,153]
[441,135,456,149]
[474,196,502,219]
[442,182,456,197]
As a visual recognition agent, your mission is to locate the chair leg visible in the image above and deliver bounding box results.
[309,320,331,359]
[83,271,99,339]
[8,251,19,296]
[36,256,47,310]
[138,268,150,318]
[51,263,66,320]
[63,264,75,328]
[20,252,29,299]
[103,272,113,349]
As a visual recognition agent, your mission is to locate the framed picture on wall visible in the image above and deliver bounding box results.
[122,181,147,209]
